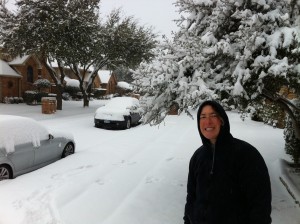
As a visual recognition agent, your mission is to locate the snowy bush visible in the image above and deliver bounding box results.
[93,89,106,99]
[62,92,72,101]
[64,85,80,99]
[24,91,48,104]
[24,91,38,104]
[33,79,51,90]
[250,101,285,128]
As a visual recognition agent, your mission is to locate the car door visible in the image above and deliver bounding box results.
[7,141,35,172]
[33,137,61,166]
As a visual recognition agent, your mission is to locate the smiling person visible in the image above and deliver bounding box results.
[183,100,272,224]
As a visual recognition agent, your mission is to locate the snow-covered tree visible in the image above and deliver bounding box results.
[33,79,51,90]
[74,8,157,107]
[0,0,94,109]
[134,0,300,145]
[0,0,157,108]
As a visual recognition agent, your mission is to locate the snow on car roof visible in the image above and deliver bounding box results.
[0,115,49,153]
[107,97,139,107]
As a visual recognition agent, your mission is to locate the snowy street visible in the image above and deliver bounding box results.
[0,100,299,224]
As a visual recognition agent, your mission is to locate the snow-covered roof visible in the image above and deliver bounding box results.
[83,71,93,82]
[64,76,80,88]
[8,55,31,65]
[98,70,112,84]
[0,59,21,77]
[117,81,133,90]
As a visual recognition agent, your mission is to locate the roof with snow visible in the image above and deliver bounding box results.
[8,55,31,65]
[64,76,80,88]
[117,81,132,90]
[0,59,21,77]
[98,70,112,84]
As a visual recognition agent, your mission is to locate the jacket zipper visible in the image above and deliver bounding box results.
[210,145,216,175]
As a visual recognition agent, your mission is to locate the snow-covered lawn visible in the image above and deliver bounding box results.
[0,100,299,224]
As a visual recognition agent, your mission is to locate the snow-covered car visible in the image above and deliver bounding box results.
[94,97,143,129]
[0,115,75,181]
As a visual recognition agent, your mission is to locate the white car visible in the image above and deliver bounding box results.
[0,115,75,180]
[94,97,142,129]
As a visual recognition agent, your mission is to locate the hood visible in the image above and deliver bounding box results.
[197,100,232,147]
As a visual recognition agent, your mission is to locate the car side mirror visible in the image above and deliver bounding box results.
[49,134,54,140]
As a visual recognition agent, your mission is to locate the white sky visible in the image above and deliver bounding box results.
[100,0,178,39]
[0,100,299,224]
[6,0,179,39]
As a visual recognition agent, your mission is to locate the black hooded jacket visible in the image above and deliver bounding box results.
[183,101,272,224]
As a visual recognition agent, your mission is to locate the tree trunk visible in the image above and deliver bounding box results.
[56,85,63,110]
[83,93,89,107]
[40,59,64,110]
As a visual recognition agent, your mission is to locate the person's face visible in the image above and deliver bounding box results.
[199,105,223,145]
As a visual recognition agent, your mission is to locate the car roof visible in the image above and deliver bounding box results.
[107,97,139,106]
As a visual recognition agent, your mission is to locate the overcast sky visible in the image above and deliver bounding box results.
[6,0,179,39]
[100,0,179,38]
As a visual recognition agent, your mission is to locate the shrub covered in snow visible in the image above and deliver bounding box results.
[23,91,48,105]
[33,79,51,90]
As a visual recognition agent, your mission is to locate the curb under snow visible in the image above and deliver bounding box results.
[279,159,300,207]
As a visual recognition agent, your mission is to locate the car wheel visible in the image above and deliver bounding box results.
[125,117,131,129]
[0,165,12,181]
[62,143,75,158]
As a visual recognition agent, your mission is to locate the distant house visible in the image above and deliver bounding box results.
[0,53,124,102]
[0,55,54,101]
[0,59,22,100]
[94,70,118,95]
[8,55,53,93]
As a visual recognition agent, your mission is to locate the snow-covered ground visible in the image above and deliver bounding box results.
[0,100,299,224]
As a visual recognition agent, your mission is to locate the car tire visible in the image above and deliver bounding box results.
[62,143,75,158]
[0,165,12,181]
[125,117,131,129]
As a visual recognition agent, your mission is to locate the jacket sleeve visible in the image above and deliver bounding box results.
[183,152,198,224]
[237,142,272,224]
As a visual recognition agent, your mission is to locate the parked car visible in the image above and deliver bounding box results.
[94,97,142,129]
[0,115,75,181]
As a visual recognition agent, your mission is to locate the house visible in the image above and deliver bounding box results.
[94,70,118,95]
[0,53,122,102]
[50,64,119,97]
[0,53,57,102]
[0,59,22,100]
[8,55,53,93]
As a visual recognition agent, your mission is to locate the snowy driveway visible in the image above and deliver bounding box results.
[0,101,299,224]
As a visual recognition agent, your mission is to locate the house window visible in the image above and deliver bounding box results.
[7,80,13,88]
[27,66,34,83]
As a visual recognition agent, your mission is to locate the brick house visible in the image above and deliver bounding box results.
[0,59,22,100]
[0,54,122,102]
[0,55,55,101]
[8,55,53,93]
[93,70,118,95]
